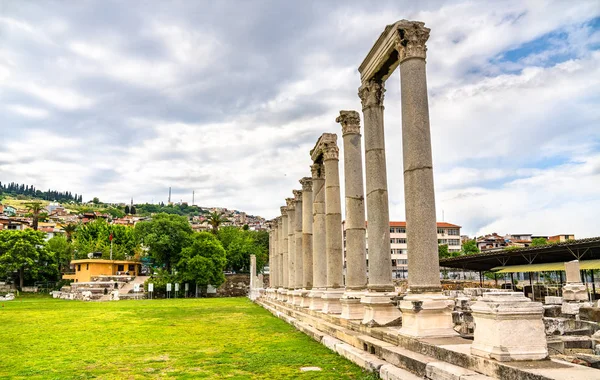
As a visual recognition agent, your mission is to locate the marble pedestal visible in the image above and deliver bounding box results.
[308,289,324,311]
[340,291,366,320]
[291,290,304,306]
[299,290,310,308]
[276,288,286,301]
[471,292,548,361]
[361,292,402,326]
[266,288,276,299]
[399,293,456,337]
[321,289,344,314]
[562,283,588,301]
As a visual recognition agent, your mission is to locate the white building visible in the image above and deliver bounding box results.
[343,221,462,279]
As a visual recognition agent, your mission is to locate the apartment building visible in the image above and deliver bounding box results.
[343,221,462,279]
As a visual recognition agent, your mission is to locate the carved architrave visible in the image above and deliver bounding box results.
[310,133,337,162]
[336,110,361,136]
[300,177,313,192]
[397,21,430,62]
[358,80,385,110]
[310,163,324,180]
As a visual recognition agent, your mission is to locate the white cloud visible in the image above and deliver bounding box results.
[6,104,50,119]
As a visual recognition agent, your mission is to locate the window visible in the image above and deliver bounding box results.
[390,228,395,233]
[398,227,406,233]
[86,264,89,270]
[128,264,135,271]
[448,229,459,235]
[448,239,460,246]
[437,228,445,234]
[398,259,407,264]
[438,239,448,244]
[117,264,124,272]
[77,265,81,271]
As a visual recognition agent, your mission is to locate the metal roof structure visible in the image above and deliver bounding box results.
[439,237,600,272]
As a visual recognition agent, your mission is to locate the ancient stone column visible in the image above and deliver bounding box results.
[359,80,401,326]
[279,207,289,301]
[249,254,258,300]
[286,198,296,297]
[396,21,455,337]
[562,260,589,315]
[337,110,368,320]
[308,163,326,311]
[321,138,344,314]
[300,177,313,308]
[290,190,303,306]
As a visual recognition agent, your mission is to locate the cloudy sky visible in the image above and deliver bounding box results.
[1,1,599,237]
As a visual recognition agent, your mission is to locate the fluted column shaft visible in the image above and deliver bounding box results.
[399,33,441,293]
[323,145,344,289]
[338,111,368,290]
[268,229,273,287]
[300,177,313,289]
[359,81,394,292]
[311,164,327,289]
[280,208,289,289]
[286,198,296,290]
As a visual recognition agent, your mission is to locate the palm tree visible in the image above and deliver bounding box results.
[25,202,44,231]
[62,223,78,242]
[205,211,228,234]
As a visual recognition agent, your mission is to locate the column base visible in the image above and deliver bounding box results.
[398,292,457,338]
[299,289,310,308]
[321,289,344,314]
[277,288,288,302]
[308,289,324,310]
[340,290,366,320]
[361,292,402,326]
[291,290,304,306]
[266,288,276,299]
[470,292,548,361]
[562,283,588,301]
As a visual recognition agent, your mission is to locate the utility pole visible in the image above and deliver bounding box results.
[192,191,195,206]
[168,187,171,204]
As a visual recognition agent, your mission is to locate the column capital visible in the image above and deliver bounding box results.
[280,206,288,216]
[336,110,361,136]
[310,163,324,180]
[396,21,430,62]
[358,80,385,110]
[293,189,302,202]
[299,177,313,192]
[322,144,339,161]
[285,198,295,211]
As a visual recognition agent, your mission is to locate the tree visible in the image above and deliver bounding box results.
[62,223,78,242]
[531,237,548,247]
[74,219,138,260]
[438,244,451,259]
[178,232,227,288]
[46,235,73,280]
[25,201,44,230]
[124,205,130,214]
[135,213,193,272]
[130,205,136,215]
[92,197,100,204]
[107,207,125,219]
[205,211,228,234]
[461,239,479,255]
[0,230,49,289]
[217,227,267,273]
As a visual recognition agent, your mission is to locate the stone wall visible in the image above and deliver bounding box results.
[216,274,269,297]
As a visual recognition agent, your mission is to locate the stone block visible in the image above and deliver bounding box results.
[580,307,600,323]
[544,305,562,318]
[322,335,342,351]
[425,362,482,380]
[471,292,548,361]
[379,364,423,380]
[561,301,592,315]
[399,293,457,338]
[545,296,563,305]
[563,283,588,301]
[335,343,387,371]
[361,292,402,327]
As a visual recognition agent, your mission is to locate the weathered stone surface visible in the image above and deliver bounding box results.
[471,292,547,361]
[335,342,388,371]
[565,260,581,283]
[379,364,423,380]
[544,305,562,318]
[545,296,563,305]
[563,283,588,302]
[580,307,600,323]
[399,293,457,338]
[425,362,485,380]
[562,301,592,315]
[322,335,343,351]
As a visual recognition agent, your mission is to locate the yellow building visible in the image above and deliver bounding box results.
[63,259,142,283]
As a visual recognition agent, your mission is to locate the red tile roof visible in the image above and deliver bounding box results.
[389,221,461,228]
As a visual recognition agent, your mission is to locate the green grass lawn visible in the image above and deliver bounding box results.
[0,296,376,379]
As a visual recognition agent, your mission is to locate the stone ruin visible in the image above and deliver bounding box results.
[247,20,600,379]
[52,275,148,301]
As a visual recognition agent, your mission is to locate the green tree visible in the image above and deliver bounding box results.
[62,224,78,243]
[461,239,479,255]
[135,213,193,272]
[92,197,100,204]
[74,219,138,260]
[25,201,44,230]
[0,230,49,289]
[46,235,73,280]
[531,237,548,247]
[438,244,451,259]
[107,207,125,219]
[205,211,228,234]
[124,205,130,214]
[178,232,227,288]
[218,227,267,273]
